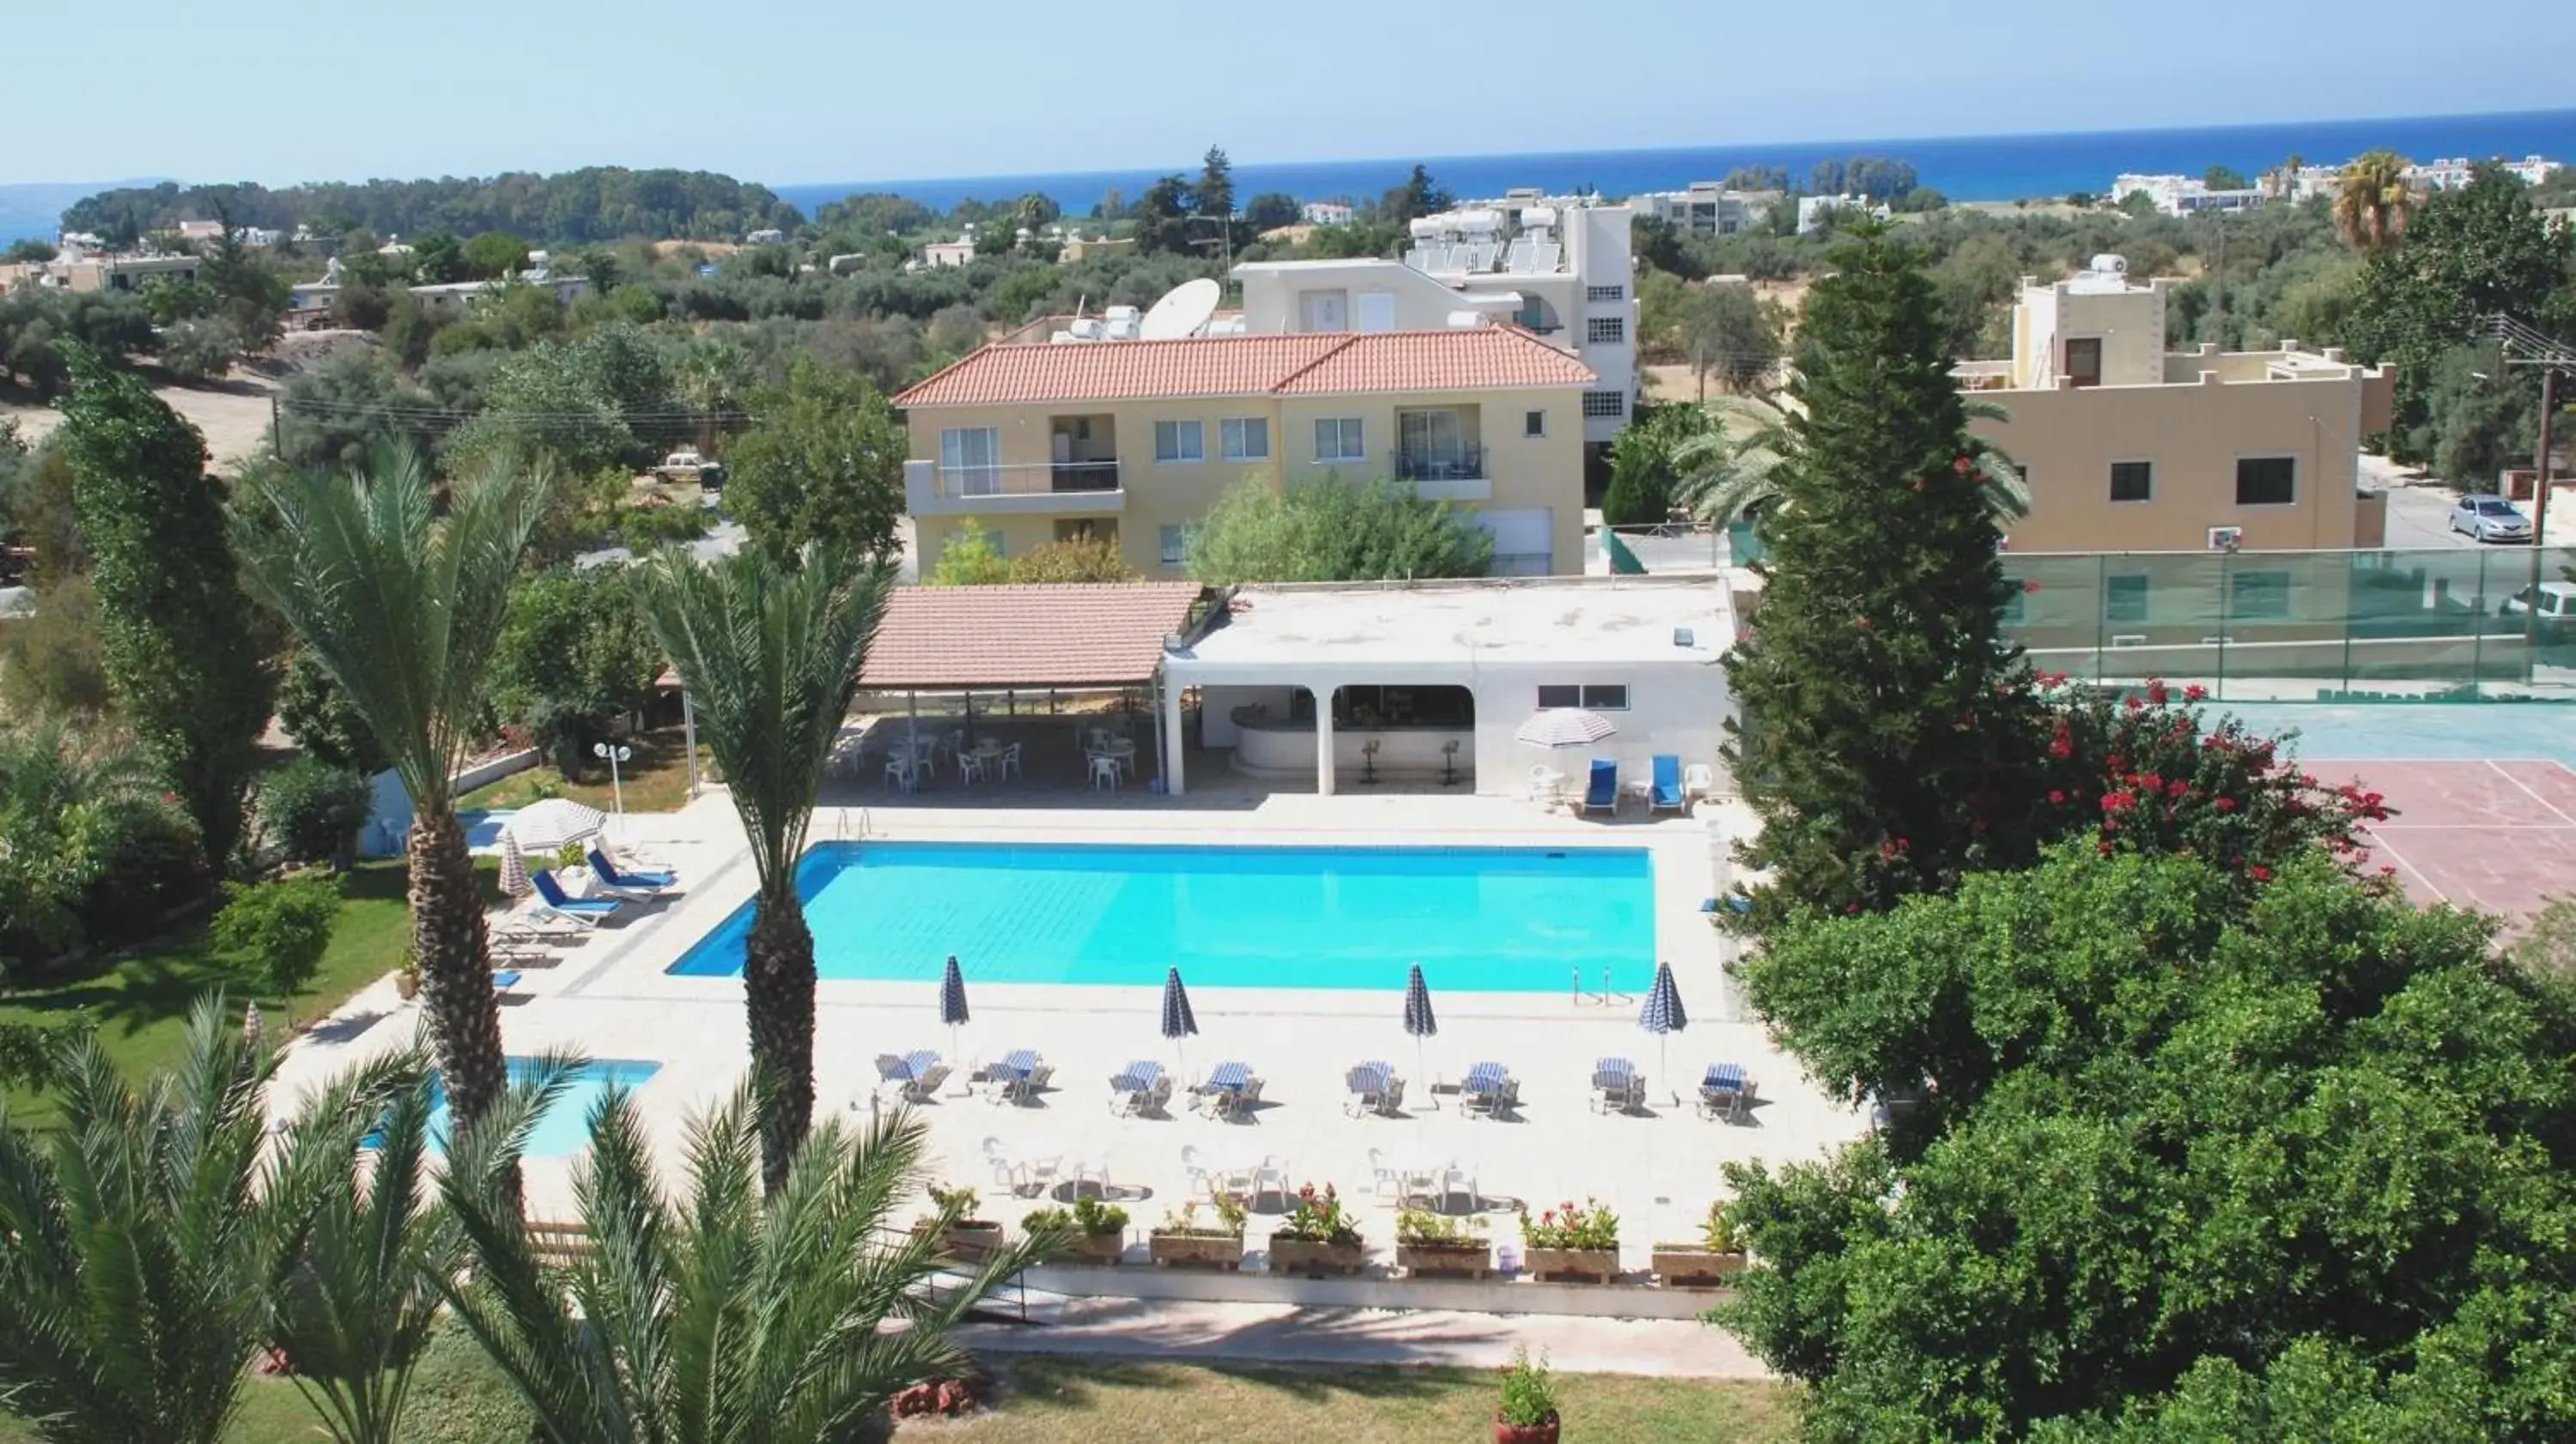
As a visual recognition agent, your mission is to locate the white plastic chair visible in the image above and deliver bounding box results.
[1366,1147,1401,1201]
[1181,1144,1217,1200]
[884,756,918,792]
[999,743,1024,781]
[1684,762,1716,800]
[958,752,989,786]
[1090,755,1121,791]
[981,1137,1025,1193]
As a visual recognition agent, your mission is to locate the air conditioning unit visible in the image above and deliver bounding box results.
[2206,526,2244,552]
[2110,634,2149,648]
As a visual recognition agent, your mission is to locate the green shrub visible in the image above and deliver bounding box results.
[0,1015,95,1092]
[258,757,373,865]
[393,1321,533,1444]
[210,877,338,1012]
[619,500,713,550]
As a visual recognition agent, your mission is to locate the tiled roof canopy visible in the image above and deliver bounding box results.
[893,328,1598,409]
[859,582,1206,690]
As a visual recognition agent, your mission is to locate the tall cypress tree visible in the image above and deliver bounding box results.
[59,350,273,871]
[1722,226,2038,919]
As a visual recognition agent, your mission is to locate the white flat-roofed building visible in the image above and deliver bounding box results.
[2111,173,2267,216]
[1635,182,1778,236]
[1161,574,1733,798]
[1299,201,1354,227]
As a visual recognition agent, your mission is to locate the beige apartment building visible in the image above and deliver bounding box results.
[1957,256,2395,555]
[894,327,1595,576]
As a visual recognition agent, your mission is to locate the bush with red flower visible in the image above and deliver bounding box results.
[2027,675,2391,889]
[890,1374,985,1420]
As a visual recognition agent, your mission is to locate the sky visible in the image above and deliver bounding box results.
[10,0,2573,187]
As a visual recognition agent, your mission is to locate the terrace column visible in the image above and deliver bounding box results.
[1314,683,1338,796]
[1159,669,1188,798]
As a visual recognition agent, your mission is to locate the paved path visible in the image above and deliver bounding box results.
[957,1296,1768,1380]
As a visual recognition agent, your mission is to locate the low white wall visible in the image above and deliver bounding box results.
[1024,1257,1735,1322]
[359,748,542,857]
[1199,685,1301,748]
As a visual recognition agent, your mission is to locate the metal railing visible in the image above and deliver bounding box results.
[930,460,1121,500]
[1393,446,1487,482]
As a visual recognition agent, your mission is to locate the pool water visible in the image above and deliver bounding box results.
[422,1058,663,1158]
[666,842,1656,992]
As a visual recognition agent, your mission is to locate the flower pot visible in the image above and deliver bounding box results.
[1057,1229,1126,1265]
[1267,1233,1367,1277]
[1149,1231,1244,1270]
[1396,1241,1494,1279]
[395,973,420,1001]
[919,1221,1005,1265]
[1494,1411,1560,1443]
[1524,1246,1620,1283]
[1651,1246,1749,1289]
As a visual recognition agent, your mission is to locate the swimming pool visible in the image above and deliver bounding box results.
[665,841,1656,992]
[422,1058,663,1158]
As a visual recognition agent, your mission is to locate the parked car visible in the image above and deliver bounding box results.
[2451,494,2534,543]
[2499,580,2576,622]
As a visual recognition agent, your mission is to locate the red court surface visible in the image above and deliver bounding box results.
[2303,759,2576,924]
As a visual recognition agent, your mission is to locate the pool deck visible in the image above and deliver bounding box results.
[272,784,1862,1281]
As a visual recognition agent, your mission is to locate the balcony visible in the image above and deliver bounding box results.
[1391,447,1491,501]
[902,460,1127,518]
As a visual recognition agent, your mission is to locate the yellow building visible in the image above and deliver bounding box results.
[1956,256,2395,555]
[894,327,1595,576]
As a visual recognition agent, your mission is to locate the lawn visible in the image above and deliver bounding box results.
[458,727,710,816]
[0,1344,1795,1444]
[0,858,492,1130]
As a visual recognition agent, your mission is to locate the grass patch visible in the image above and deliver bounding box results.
[459,727,709,816]
[933,1357,1795,1443]
[0,858,496,1130]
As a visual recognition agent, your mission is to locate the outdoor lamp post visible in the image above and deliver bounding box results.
[592,741,633,816]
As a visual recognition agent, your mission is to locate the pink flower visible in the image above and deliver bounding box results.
[2049,790,2066,804]
[1953,454,1974,475]
[2022,579,2042,594]
[2184,684,2208,701]
[2146,679,2168,705]
[2215,797,2237,812]
[2250,865,2273,883]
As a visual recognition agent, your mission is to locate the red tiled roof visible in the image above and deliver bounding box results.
[893,327,1595,409]
[860,582,1205,690]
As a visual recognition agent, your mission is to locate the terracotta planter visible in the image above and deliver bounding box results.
[1049,1229,1126,1265]
[1149,1231,1245,1270]
[1267,1233,1367,1277]
[395,973,420,1001]
[1396,1241,1495,1279]
[1651,1246,1749,1288]
[917,1221,1005,1265]
[1524,1246,1620,1283]
[1494,1411,1560,1443]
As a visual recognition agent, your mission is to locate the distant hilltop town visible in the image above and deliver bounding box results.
[2111,153,2561,216]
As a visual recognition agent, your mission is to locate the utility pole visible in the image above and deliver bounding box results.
[2488,313,2575,652]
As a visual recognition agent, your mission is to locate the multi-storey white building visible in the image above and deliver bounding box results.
[1231,197,1637,447]
[1299,201,1354,227]
[1633,182,1779,237]
[2109,173,2268,216]
[2407,155,2561,191]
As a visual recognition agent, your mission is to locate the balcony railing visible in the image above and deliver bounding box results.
[932,460,1121,499]
[1392,447,1487,483]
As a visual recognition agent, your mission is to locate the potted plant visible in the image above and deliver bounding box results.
[1518,1198,1621,1283]
[1395,1208,1493,1279]
[1652,1199,1752,1288]
[554,840,588,880]
[915,1183,1004,1265]
[1493,1344,1560,1443]
[1024,1197,1128,1265]
[1266,1182,1365,1277]
[394,943,421,1001]
[1148,1194,1247,1270]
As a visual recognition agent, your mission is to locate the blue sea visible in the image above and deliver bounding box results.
[775,108,2576,217]
[666,840,1659,992]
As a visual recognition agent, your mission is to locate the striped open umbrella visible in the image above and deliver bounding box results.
[506,798,606,853]
[498,832,532,899]
[1160,967,1199,1083]
[939,955,970,1081]
[1515,707,1618,749]
[1401,963,1437,1110]
[1638,959,1689,1105]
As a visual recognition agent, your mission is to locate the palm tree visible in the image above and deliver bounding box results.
[2336,150,2415,251]
[631,543,895,1188]
[234,448,551,1139]
[0,1000,273,1444]
[438,1073,1062,1442]
[1671,394,2032,531]
[262,1046,459,1444]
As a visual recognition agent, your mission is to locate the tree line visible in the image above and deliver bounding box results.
[59,168,801,246]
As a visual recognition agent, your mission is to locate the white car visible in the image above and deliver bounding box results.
[2451,494,2533,543]
[2499,580,2576,622]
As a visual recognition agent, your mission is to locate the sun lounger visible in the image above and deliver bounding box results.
[586,847,677,896]
[1698,1063,1750,1120]
[1109,1062,1164,1117]
[1344,1064,1390,1118]
[1581,758,1618,815]
[492,969,522,995]
[1649,755,1686,813]
[530,870,623,925]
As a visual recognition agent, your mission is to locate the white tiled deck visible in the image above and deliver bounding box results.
[274,787,1865,1275]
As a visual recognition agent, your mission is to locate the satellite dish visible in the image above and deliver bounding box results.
[1139,277,1221,340]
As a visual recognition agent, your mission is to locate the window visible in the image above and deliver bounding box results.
[2229,569,2291,619]
[1219,416,1269,461]
[1524,410,1547,439]
[2108,460,2153,503]
[1536,683,1629,711]
[1054,518,1115,545]
[1153,420,1203,464]
[1315,417,1364,464]
[1157,525,1191,567]
[2105,573,2149,623]
[939,427,1000,495]
[1586,283,1625,302]
[1586,316,1625,344]
[2235,456,2296,506]
[1581,390,1625,418]
[2064,337,2102,388]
